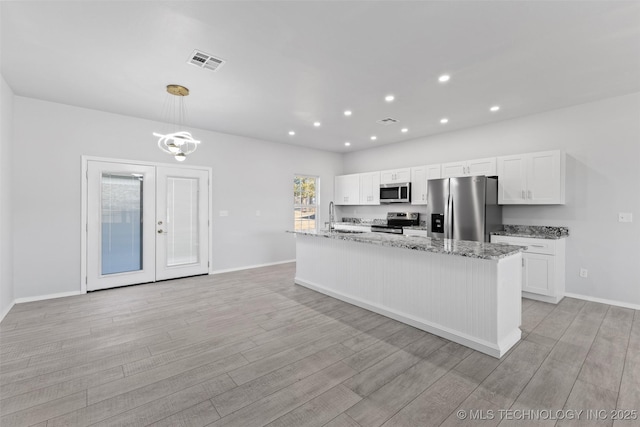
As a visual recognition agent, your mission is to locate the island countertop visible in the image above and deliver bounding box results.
[290,230,525,260]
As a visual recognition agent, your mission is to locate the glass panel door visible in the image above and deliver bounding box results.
[101,173,144,274]
[87,162,156,291]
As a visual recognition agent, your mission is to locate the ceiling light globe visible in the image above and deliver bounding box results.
[438,74,450,83]
[385,95,395,102]
[344,110,352,116]
[175,153,187,162]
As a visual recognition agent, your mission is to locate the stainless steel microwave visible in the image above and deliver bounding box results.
[380,183,411,203]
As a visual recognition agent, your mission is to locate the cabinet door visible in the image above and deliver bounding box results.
[380,168,411,184]
[394,168,411,182]
[523,253,554,296]
[379,169,395,184]
[410,167,428,205]
[468,157,497,177]
[425,164,442,180]
[359,172,380,205]
[334,174,360,205]
[441,162,466,178]
[497,154,527,204]
[527,150,564,204]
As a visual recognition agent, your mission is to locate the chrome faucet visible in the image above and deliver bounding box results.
[329,201,335,231]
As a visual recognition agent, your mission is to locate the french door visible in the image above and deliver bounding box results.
[86,160,209,291]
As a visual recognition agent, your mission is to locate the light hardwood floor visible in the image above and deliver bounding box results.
[0,262,638,426]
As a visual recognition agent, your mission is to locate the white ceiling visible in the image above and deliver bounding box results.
[2,1,639,153]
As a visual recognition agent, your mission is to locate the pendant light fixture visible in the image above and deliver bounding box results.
[153,84,200,162]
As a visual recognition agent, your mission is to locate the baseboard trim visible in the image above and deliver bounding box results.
[564,292,640,311]
[0,300,15,323]
[210,259,295,275]
[15,291,83,304]
[295,277,518,359]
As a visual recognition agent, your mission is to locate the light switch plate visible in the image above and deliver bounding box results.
[618,212,633,223]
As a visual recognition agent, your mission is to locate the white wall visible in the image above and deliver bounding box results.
[12,97,342,300]
[0,74,15,319]
[340,93,640,307]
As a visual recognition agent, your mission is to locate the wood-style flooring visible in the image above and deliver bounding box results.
[0,262,638,426]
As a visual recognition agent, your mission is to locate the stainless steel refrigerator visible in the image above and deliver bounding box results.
[426,176,502,242]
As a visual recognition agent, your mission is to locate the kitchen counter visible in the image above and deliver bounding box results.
[492,225,569,240]
[292,231,523,358]
[291,230,525,260]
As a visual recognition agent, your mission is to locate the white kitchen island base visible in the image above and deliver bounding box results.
[294,234,522,358]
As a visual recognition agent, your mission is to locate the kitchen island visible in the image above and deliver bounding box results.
[291,230,525,358]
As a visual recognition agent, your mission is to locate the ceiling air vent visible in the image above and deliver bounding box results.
[188,50,225,72]
[377,117,399,125]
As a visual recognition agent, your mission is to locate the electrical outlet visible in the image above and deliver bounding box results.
[219,210,229,217]
[579,268,588,278]
[618,212,633,223]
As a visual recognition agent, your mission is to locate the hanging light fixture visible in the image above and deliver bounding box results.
[153,84,200,162]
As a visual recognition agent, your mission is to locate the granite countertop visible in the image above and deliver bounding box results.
[403,226,428,231]
[290,230,525,260]
[491,225,569,240]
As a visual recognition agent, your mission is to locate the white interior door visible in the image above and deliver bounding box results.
[87,162,156,291]
[86,160,209,291]
[155,167,209,281]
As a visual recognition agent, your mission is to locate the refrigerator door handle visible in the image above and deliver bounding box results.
[446,194,453,239]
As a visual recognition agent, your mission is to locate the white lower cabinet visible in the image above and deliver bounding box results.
[491,235,566,304]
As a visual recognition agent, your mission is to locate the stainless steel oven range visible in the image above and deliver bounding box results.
[371,212,419,234]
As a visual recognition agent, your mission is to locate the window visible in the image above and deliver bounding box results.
[294,175,318,231]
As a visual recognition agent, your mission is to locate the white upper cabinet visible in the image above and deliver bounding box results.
[497,150,565,205]
[441,157,497,178]
[380,168,411,184]
[359,171,381,205]
[334,173,360,205]
[411,164,441,205]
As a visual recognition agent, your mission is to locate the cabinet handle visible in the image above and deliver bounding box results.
[528,190,533,199]
[522,259,525,267]
[522,190,526,199]
[530,244,545,248]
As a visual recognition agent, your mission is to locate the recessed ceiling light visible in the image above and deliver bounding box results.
[385,95,395,102]
[438,74,450,83]
[344,142,351,146]
[344,110,352,116]
[440,118,449,124]
[288,131,295,136]
[490,106,500,112]
[401,128,408,133]
[313,121,321,127]
[370,136,377,140]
